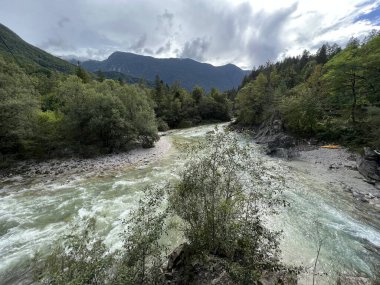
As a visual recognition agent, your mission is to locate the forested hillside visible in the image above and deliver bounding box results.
[236,33,380,149]
[0,56,231,160]
[0,23,233,161]
[0,55,159,159]
[0,23,75,74]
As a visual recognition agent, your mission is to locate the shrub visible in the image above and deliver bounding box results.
[169,129,287,281]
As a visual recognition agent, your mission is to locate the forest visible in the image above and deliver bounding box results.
[236,32,380,150]
[2,31,380,162]
[0,55,232,160]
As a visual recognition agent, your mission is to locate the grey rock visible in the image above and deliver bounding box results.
[258,270,297,285]
[336,275,371,285]
[211,271,233,285]
[363,147,380,161]
[254,112,298,159]
[360,197,370,203]
[329,164,340,170]
[356,148,380,181]
[363,179,376,185]
[167,243,189,271]
[343,185,353,193]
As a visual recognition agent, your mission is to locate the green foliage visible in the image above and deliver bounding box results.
[152,76,231,128]
[35,187,168,285]
[237,34,380,149]
[59,77,158,154]
[0,23,75,74]
[169,130,286,281]
[280,66,324,135]
[34,218,113,285]
[0,55,159,158]
[75,66,91,83]
[115,187,168,284]
[236,73,270,125]
[96,70,105,82]
[0,55,39,155]
[30,110,64,156]
[34,132,291,284]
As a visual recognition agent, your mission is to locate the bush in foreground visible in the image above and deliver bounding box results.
[34,130,292,284]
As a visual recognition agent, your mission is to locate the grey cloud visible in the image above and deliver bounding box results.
[129,34,147,52]
[143,48,154,54]
[156,41,171,54]
[0,0,379,68]
[245,2,299,65]
[40,37,74,50]
[157,9,174,28]
[57,17,70,28]
[180,37,209,61]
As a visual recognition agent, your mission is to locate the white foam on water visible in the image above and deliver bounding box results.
[1,124,379,284]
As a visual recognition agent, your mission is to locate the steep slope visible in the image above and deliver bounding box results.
[101,70,154,87]
[0,23,75,74]
[82,51,249,91]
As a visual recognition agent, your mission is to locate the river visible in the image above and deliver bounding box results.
[0,124,379,284]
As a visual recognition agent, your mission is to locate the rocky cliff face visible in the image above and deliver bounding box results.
[357,147,380,182]
[254,112,298,159]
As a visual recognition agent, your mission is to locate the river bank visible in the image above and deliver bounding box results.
[0,136,172,187]
[288,147,380,208]
[238,113,380,209]
[1,124,379,284]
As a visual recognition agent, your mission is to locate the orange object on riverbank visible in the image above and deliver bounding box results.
[320,145,341,149]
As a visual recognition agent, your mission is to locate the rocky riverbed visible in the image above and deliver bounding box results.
[288,147,380,209]
[1,124,379,284]
[0,136,172,189]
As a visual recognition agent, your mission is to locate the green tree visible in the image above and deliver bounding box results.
[34,218,113,285]
[191,85,204,104]
[96,70,105,82]
[236,73,269,125]
[169,131,285,281]
[280,86,322,135]
[323,42,366,123]
[35,186,168,285]
[316,44,328,64]
[0,55,39,154]
[76,66,91,83]
[31,110,64,157]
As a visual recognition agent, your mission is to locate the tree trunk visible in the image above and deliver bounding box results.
[351,73,357,124]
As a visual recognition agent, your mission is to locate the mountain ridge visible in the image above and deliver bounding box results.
[82,51,249,91]
[0,23,75,74]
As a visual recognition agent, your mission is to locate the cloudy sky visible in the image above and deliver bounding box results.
[1,0,380,69]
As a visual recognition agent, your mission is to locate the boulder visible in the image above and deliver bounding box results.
[167,243,190,271]
[336,275,371,285]
[258,270,297,285]
[164,243,297,285]
[356,147,380,181]
[254,112,297,159]
[211,270,234,285]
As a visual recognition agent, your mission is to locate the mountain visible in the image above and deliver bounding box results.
[82,51,249,91]
[0,23,75,74]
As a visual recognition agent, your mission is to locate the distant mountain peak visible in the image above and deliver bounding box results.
[82,51,249,91]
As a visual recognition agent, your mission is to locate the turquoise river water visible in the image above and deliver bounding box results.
[0,124,379,284]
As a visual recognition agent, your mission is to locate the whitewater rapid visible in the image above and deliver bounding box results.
[0,124,379,284]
